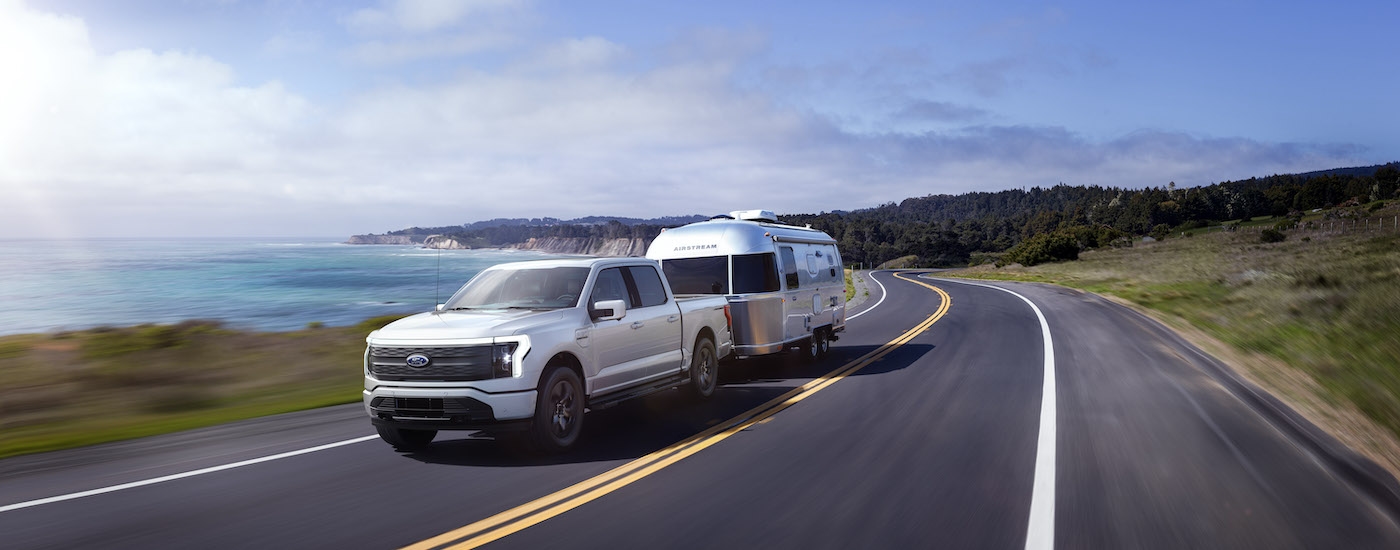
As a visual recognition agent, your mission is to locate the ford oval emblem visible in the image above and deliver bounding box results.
[405,353,430,368]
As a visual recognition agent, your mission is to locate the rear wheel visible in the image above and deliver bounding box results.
[529,367,585,453]
[814,328,830,358]
[804,329,827,362]
[689,336,718,399]
[376,425,436,451]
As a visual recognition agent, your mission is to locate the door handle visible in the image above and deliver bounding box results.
[631,321,644,329]
[667,315,679,323]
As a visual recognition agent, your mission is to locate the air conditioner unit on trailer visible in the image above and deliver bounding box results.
[729,209,778,223]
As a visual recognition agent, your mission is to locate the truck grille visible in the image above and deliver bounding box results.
[369,346,496,381]
[368,396,494,422]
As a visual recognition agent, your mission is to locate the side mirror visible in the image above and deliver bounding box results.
[435,304,445,312]
[591,299,627,321]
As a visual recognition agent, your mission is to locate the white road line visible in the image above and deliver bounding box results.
[846,270,888,321]
[932,277,1057,550]
[0,435,379,514]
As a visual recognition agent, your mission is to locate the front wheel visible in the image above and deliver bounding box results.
[376,425,436,451]
[689,336,718,399]
[529,366,585,453]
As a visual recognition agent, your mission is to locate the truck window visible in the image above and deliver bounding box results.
[732,253,780,293]
[625,265,669,307]
[780,246,799,289]
[591,268,630,307]
[662,256,729,295]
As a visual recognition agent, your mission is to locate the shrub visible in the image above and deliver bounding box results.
[1150,224,1171,241]
[1260,229,1287,243]
[1000,230,1079,266]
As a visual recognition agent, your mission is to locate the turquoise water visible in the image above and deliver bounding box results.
[0,238,564,335]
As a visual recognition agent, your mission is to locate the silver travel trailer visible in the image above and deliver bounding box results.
[646,210,845,360]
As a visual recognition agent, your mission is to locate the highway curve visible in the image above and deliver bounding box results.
[2,271,1398,549]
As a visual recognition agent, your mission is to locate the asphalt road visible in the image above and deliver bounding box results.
[3,271,1399,549]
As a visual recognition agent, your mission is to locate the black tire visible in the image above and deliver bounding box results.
[376,425,436,451]
[530,367,585,453]
[803,329,825,363]
[814,328,830,358]
[689,336,718,399]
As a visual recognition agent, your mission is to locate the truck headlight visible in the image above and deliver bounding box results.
[492,343,518,378]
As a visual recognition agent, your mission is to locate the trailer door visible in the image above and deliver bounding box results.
[779,245,810,343]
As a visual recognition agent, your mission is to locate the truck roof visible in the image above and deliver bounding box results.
[483,257,656,271]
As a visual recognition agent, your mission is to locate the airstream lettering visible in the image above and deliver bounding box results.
[647,210,845,361]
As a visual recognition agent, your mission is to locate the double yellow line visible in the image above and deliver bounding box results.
[406,273,951,550]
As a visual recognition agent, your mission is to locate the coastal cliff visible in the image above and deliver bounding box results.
[350,234,649,257]
[345,234,421,245]
[512,237,649,257]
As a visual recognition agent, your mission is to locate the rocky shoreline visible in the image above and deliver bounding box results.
[347,234,649,257]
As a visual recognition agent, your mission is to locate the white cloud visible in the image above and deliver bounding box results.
[340,0,530,63]
[263,30,323,56]
[349,31,515,64]
[0,1,1375,239]
[345,0,527,34]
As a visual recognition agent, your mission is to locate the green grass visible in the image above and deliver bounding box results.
[947,221,1400,445]
[844,268,855,301]
[0,313,412,459]
[877,255,920,269]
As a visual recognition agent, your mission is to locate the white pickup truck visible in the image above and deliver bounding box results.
[363,258,733,452]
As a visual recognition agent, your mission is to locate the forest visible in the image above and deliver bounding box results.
[408,163,1399,268]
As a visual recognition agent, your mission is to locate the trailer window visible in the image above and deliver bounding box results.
[732,253,780,293]
[662,256,729,295]
[780,246,799,289]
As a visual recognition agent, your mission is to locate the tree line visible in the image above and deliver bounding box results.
[783,163,1399,267]
[382,163,1398,267]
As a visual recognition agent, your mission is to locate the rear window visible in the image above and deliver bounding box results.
[732,253,780,293]
[662,256,729,294]
[626,265,669,307]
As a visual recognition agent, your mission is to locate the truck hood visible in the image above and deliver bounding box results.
[369,309,567,341]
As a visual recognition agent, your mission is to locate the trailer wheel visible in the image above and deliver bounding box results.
[805,329,829,362]
[815,328,831,358]
[529,366,585,453]
[376,426,436,451]
[689,336,718,399]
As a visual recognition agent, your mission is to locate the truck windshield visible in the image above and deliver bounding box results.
[444,267,590,310]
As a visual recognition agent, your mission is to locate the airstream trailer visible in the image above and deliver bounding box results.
[646,210,845,360]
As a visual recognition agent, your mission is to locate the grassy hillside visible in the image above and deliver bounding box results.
[0,315,409,459]
[948,209,1400,474]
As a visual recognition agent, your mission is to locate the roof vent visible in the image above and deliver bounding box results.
[729,209,778,223]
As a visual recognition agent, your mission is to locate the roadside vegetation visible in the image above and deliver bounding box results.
[947,207,1400,475]
[0,315,409,459]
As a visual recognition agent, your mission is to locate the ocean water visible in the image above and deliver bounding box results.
[0,238,565,336]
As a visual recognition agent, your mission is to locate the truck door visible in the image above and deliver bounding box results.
[589,267,649,394]
[588,266,684,395]
[623,265,684,377]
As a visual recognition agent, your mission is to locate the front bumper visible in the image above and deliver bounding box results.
[363,385,537,431]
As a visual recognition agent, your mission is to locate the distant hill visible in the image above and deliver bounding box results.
[1295,163,1393,179]
[383,214,709,237]
[352,162,1398,267]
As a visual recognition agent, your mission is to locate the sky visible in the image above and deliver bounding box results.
[2,0,1396,238]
